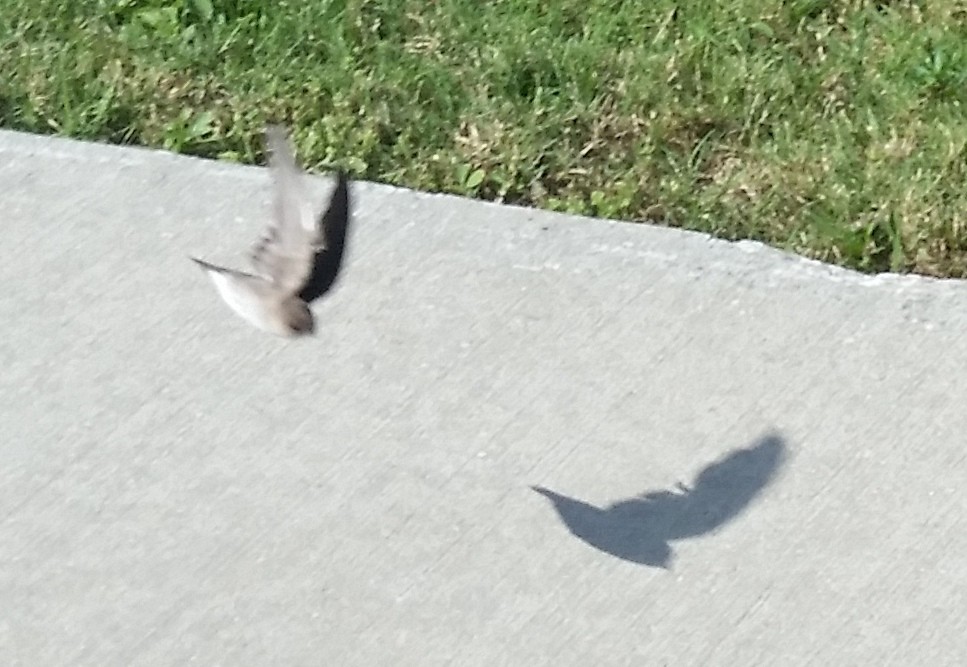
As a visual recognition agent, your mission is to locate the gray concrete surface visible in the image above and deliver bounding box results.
[1,128,966,665]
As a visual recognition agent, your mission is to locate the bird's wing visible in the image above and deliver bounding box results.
[249,125,318,295]
[297,171,350,303]
[192,258,281,333]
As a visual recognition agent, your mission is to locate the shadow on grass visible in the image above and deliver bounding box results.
[532,433,787,569]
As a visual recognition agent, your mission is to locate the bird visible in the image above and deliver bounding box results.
[191,125,350,336]
[532,435,786,568]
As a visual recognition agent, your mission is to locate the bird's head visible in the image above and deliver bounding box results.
[284,298,315,335]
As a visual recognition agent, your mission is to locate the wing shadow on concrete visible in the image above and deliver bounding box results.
[532,433,787,568]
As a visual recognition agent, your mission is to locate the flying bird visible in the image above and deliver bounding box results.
[191,125,350,336]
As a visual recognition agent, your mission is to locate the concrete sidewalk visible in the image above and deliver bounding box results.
[1,129,965,665]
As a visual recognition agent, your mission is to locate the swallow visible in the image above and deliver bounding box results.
[191,125,350,336]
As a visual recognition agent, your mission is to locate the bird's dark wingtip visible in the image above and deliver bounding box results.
[332,169,349,198]
[322,168,349,222]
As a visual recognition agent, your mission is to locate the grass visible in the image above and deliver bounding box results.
[3,0,967,276]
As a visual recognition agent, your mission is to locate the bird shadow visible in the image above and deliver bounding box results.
[532,433,787,568]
